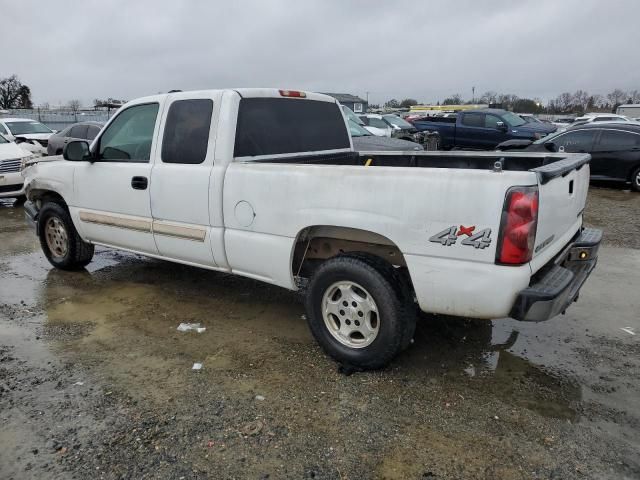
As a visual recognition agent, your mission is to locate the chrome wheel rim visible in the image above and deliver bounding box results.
[321,281,380,348]
[45,217,69,259]
[635,171,640,188]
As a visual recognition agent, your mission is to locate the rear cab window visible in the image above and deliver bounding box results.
[234,98,350,158]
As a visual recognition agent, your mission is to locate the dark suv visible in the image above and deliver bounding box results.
[497,123,640,191]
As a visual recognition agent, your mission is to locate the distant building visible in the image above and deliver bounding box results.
[322,93,368,113]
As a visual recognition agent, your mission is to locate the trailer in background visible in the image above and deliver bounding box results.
[616,104,640,118]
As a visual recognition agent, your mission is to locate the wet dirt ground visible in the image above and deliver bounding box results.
[1,186,639,480]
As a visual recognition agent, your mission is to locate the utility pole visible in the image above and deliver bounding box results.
[472,86,475,104]
[365,91,370,110]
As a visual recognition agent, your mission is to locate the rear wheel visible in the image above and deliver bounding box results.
[305,255,415,370]
[38,202,94,270]
[631,166,640,192]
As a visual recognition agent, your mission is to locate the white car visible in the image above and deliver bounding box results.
[0,133,32,198]
[572,113,631,126]
[358,114,392,137]
[0,118,54,156]
[22,88,601,369]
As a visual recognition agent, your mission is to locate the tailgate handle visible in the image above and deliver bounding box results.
[569,180,574,194]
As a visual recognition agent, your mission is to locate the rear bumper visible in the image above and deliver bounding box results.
[510,227,602,322]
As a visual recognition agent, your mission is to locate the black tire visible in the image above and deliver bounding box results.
[304,255,416,370]
[339,252,417,350]
[631,166,640,192]
[38,201,94,270]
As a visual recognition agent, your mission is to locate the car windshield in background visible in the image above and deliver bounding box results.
[383,115,413,129]
[348,120,371,137]
[502,112,526,127]
[342,106,365,126]
[6,121,53,135]
[522,116,542,124]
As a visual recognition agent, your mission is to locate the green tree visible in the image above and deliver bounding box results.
[0,75,33,109]
[399,98,418,108]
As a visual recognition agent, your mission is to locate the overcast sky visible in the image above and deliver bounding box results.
[3,0,639,106]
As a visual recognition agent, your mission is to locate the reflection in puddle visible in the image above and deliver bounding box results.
[401,315,581,420]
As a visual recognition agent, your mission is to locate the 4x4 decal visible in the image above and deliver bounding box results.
[429,225,492,249]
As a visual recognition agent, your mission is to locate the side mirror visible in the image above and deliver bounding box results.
[496,121,508,131]
[544,141,556,152]
[63,140,91,161]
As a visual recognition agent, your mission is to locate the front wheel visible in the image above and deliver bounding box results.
[631,166,640,192]
[304,255,415,370]
[38,202,94,270]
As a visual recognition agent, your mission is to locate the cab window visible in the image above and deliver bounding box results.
[461,113,484,127]
[98,103,159,162]
[484,115,501,129]
[161,99,213,164]
[70,125,88,139]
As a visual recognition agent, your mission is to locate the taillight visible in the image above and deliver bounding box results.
[279,90,306,98]
[496,186,539,265]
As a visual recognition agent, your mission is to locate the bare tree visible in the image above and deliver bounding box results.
[497,93,519,109]
[555,92,574,112]
[442,94,463,105]
[606,89,627,109]
[68,99,81,112]
[627,89,640,104]
[589,94,604,109]
[572,90,590,113]
[479,91,498,104]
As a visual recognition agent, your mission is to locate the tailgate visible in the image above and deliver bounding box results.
[530,154,591,271]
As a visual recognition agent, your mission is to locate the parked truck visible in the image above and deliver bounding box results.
[411,108,556,150]
[23,89,601,369]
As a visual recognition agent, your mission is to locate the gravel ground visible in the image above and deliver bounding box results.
[1,186,639,480]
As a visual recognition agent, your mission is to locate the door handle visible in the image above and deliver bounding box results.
[131,176,148,190]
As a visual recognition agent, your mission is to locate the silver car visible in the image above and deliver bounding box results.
[47,121,103,156]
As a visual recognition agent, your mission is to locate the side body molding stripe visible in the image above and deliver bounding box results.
[78,211,206,242]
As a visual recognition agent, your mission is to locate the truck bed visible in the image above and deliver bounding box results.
[255,150,591,184]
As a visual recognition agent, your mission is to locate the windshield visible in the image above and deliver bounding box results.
[383,114,413,129]
[342,106,365,126]
[348,120,371,137]
[521,116,541,124]
[502,112,526,127]
[5,121,53,135]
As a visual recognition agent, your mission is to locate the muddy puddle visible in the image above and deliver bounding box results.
[1,198,639,479]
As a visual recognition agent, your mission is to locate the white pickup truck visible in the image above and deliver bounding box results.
[23,88,602,369]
